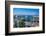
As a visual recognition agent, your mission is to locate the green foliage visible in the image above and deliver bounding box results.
[19,18,25,27]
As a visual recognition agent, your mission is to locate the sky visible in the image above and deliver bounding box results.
[13,8,39,16]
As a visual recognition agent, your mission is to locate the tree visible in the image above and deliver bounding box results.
[19,18,25,27]
[14,15,17,27]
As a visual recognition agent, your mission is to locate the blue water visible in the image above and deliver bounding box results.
[13,8,39,16]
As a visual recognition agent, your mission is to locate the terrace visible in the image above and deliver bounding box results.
[14,15,39,27]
